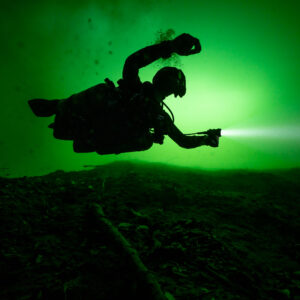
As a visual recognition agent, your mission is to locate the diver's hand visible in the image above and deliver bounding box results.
[172,33,201,56]
[204,134,219,147]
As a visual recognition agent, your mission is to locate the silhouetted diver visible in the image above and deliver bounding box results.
[29,33,220,154]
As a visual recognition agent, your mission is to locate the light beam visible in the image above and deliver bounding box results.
[222,127,300,139]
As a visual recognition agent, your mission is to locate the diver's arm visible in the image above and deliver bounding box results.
[122,33,200,86]
[167,122,208,149]
[158,112,208,148]
[122,41,174,81]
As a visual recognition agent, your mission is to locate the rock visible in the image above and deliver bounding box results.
[118,223,132,229]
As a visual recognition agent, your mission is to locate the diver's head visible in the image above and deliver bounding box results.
[152,67,186,101]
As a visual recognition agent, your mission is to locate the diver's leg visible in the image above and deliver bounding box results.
[28,99,60,117]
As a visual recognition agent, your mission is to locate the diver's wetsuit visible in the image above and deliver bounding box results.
[51,40,208,154]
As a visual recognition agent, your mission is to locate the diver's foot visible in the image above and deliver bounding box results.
[28,99,59,117]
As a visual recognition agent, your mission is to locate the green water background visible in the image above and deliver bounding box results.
[1,0,299,177]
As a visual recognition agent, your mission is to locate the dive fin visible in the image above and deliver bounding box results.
[28,99,59,117]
